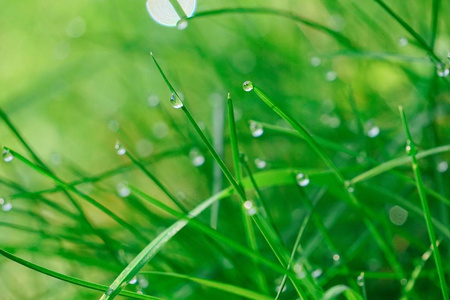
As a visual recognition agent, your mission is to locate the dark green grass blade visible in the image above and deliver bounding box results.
[0,249,161,300]
[140,271,272,300]
[4,148,148,244]
[399,106,448,299]
[149,53,318,298]
[227,93,269,294]
[250,84,405,281]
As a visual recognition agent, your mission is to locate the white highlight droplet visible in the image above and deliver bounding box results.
[146,0,197,27]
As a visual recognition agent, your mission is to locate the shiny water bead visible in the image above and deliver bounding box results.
[436,62,449,77]
[242,80,253,92]
[389,205,408,226]
[2,149,13,162]
[176,18,188,30]
[243,200,257,215]
[437,161,448,173]
[296,173,310,187]
[117,182,131,197]
[115,141,126,156]
[1,198,12,212]
[189,148,205,167]
[249,121,263,137]
[146,0,197,27]
[254,158,267,169]
[344,180,355,193]
[367,126,380,138]
[170,93,183,108]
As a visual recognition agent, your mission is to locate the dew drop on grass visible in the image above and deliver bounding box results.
[129,276,138,285]
[242,80,253,92]
[357,272,365,286]
[311,269,322,278]
[332,254,340,262]
[170,93,183,108]
[1,198,12,212]
[249,121,263,137]
[400,278,408,286]
[344,180,355,193]
[176,18,188,30]
[367,126,380,138]
[189,148,205,167]
[117,182,131,197]
[296,173,310,187]
[2,149,13,162]
[325,71,337,81]
[405,140,415,155]
[254,158,267,169]
[437,161,448,173]
[243,200,257,215]
[436,62,449,77]
[146,0,197,27]
[115,141,126,155]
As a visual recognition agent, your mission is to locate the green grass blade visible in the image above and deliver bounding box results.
[140,271,272,300]
[249,84,406,282]
[0,248,161,300]
[398,106,448,299]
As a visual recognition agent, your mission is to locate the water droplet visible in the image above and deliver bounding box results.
[1,198,13,212]
[367,126,380,138]
[138,276,149,288]
[310,56,321,67]
[146,0,197,27]
[2,149,13,162]
[243,200,257,215]
[189,148,205,167]
[147,95,160,107]
[129,276,138,285]
[275,284,287,294]
[398,37,408,47]
[332,254,340,262]
[437,161,448,173]
[254,158,267,169]
[405,140,416,155]
[400,278,408,286]
[389,205,408,226]
[325,71,337,81]
[436,62,449,77]
[176,18,188,30]
[117,182,131,197]
[312,269,322,278]
[421,249,432,261]
[249,121,263,137]
[115,141,126,155]
[170,93,183,108]
[357,272,365,286]
[296,173,310,187]
[242,80,253,92]
[345,180,355,193]
[320,114,341,128]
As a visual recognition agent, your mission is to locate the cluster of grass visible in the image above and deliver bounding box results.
[0,0,449,299]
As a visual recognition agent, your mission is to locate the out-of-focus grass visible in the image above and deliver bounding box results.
[1,0,449,299]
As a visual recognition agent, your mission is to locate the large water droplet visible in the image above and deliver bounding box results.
[2,149,13,162]
[146,0,197,27]
[176,18,188,30]
[242,80,253,92]
[249,121,263,137]
[436,62,449,77]
[170,93,183,108]
[189,148,205,167]
[296,173,310,187]
[1,198,12,212]
[115,141,126,156]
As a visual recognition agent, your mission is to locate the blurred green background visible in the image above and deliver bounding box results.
[0,0,449,299]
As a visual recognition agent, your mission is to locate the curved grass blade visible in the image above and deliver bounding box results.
[250,84,406,282]
[399,106,448,299]
[189,7,353,48]
[140,271,272,300]
[323,285,363,300]
[0,248,161,300]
